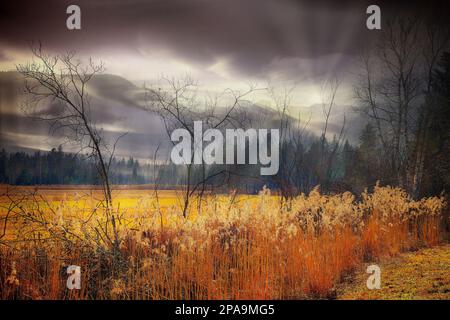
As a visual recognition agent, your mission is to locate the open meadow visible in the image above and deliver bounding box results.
[0,184,447,299]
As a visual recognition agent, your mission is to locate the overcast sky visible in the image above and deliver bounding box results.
[0,0,392,104]
[1,1,444,92]
[0,0,447,160]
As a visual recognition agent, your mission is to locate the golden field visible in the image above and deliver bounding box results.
[0,184,447,299]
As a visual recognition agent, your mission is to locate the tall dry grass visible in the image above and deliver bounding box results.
[0,184,446,299]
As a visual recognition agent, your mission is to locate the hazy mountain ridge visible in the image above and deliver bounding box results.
[0,72,364,160]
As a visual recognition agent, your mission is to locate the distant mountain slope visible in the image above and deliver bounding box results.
[0,71,365,161]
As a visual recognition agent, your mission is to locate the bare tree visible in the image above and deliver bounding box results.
[145,75,257,217]
[411,21,450,196]
[355,16,449,195]
[16,45,122,249]
[319,77,346,192]
[267,84,311,201]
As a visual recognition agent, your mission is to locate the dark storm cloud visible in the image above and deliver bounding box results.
[2,0,436,79]
[2,0,448,79]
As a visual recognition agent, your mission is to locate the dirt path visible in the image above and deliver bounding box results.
[337,243,450,300]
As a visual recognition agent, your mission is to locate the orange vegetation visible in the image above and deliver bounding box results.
[0,184,446,299]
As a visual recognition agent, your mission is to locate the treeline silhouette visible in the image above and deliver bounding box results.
[0,123,418,194]
[0,101,448,198]
[0,145,146,185]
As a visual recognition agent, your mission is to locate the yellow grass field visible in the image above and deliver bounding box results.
[337,244,450,299]
[0,184,447,299]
